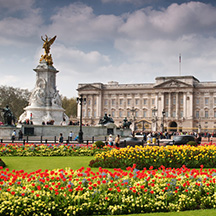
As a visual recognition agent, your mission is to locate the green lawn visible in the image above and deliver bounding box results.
[1,156,216,216]
[119,209,216,216]
[1,156,95,173]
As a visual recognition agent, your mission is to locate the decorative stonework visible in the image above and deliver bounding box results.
[19,36,68,125]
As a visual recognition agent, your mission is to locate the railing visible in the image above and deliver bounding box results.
[0,136,108,145]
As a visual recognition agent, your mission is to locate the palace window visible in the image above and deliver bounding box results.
[135,110,139,118]
[127,99,131,105]
[196,98,199,105]
[205,110,209,118]
[172,111,176,118]
[205,98,209,105]
[214,111,216,118]
[119,99,123,106]
[143,110,147,117]
[127,111,130,118]
[88,110,91,117]
[88,99,91,106]
[104,99,108,106]
[180,111,183,118]
[173,98,176,105]
[94,111,96,118]
[119,110,122,117]
[166,98,169,105]
[135,99,139,105]
[112,110,115,117]
[143,99,147,105]
[214,98,216,105]
[196,111,199,118]
[180,98,183,105]
[112,99,115,106]
[152,99,155,105]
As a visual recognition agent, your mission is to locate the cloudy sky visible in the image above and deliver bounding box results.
[1,0,216,98]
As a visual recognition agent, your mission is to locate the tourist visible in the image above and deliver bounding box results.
[69,131,73,141]
[58,133,63,144]
[18,130,23,141]
[11,130,16,142]
[108,134,113,146]
[114,134,120,147]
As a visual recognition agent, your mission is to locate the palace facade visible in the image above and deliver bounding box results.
[77,76,216,132]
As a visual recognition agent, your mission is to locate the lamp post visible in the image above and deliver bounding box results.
[152,106,158,131]
[131,107,136,133]
[77,95,86,143]
[162,109,165,133]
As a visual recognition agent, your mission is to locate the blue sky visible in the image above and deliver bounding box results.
[1,0,216,97]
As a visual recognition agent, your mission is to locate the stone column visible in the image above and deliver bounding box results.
[176,92,179,119]
[91,95,94,117]
[168,93,171,117]
[183,93,187,118]
[99,92,103,118]
[189,92,193,119]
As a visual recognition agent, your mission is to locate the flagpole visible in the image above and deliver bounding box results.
[179,53,181,76]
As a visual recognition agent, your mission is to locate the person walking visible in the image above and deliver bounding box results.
[114,134,120,148]
[18,130,23,141]
[58,133,63,144]
[108,134,113,146]
[69,131,73,142]
[11,130,16,142]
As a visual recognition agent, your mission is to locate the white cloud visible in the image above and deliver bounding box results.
[119,2,216,39]
[47,3,123,43]
[0,0,35,12]
[101,0,156,5]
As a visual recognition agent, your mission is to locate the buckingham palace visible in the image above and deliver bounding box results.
[77,76,216,132]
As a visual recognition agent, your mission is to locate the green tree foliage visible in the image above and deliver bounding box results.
[61,96,77,117]
[0,86,31,122]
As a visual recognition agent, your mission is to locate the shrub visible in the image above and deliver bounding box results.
[187,141,198,146]
[94,141,105,148]
[0,159,6,168]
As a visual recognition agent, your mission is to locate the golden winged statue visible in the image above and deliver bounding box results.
[40,35,57,66]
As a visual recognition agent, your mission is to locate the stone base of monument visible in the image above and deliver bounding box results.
[0,124,132,143]
[20,106,67,125]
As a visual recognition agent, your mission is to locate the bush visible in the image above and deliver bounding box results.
[94,141,105,148]
[187,141,198,146]
[0,159,6,168]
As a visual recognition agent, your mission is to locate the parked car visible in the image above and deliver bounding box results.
[119,137,143,147]
[166,135,197,145]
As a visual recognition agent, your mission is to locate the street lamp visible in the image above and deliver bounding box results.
[162,109,165,132]
[151,106,158,131]
[77,95,86,143]
[131,107,136,121]
[131,107,136,133]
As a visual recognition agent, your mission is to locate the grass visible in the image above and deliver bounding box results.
[1,156,216,216]
[1,156,95,173]
[119,209,216,216]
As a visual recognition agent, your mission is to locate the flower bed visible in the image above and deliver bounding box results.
[0,143,111,157]
[0,165,216,215]
[90,145,216,169]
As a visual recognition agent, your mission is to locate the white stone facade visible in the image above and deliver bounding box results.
[77,76,216,132]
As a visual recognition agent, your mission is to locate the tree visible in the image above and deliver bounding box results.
[0,86,31,122]
[61,96,77,118]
